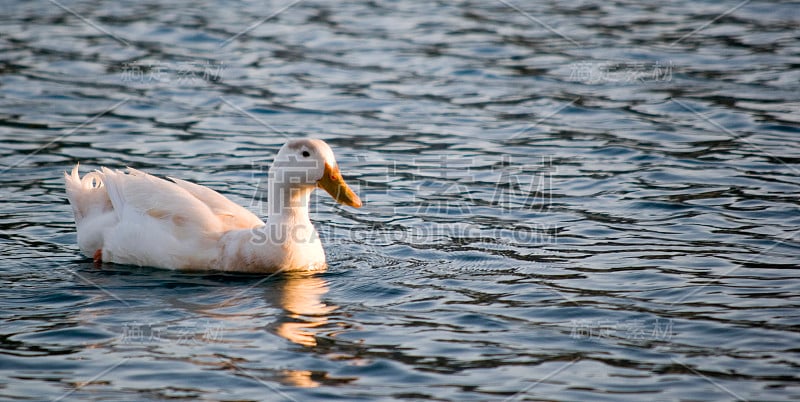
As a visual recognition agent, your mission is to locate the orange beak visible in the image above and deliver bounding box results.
[316,163,362,208]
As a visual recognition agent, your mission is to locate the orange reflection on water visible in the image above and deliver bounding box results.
[275,272,337,348]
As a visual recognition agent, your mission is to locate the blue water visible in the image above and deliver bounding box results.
[1,0,799,400]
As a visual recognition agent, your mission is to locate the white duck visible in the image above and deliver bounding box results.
[64,139,361,273]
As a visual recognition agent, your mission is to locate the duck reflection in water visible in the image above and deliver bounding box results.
[266,271,342,388]
[270,272,338,348]
[111,268,352,389]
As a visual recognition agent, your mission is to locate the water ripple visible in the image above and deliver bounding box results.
[1,0,799,400]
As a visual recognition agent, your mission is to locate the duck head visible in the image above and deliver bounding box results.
[271,139,362,208]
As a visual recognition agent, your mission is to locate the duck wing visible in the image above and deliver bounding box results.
[102,167,223,234]
[167,175,264,231]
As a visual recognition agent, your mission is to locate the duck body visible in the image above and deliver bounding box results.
[63,139,361,273]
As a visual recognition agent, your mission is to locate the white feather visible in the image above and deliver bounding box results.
[63,139,361,273]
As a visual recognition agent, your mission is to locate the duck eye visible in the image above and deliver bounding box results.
[302,151,310,158]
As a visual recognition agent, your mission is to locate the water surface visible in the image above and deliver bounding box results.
[1,0,799,400]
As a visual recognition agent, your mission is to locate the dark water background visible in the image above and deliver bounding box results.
[1,0,799,400]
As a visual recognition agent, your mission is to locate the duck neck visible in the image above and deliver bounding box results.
[266,176,315,228]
